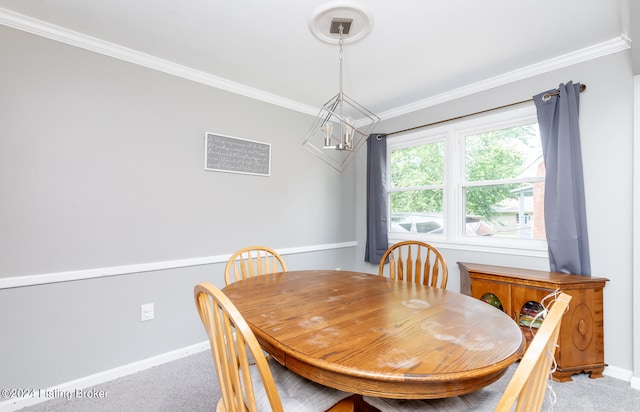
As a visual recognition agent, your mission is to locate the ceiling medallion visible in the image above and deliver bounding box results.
[308,2,373,44]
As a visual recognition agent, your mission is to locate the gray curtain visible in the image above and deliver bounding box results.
[364,134,388,263]
[533,82,591,276]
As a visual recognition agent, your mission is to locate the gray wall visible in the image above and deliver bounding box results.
[0,25,359,390]
[0,25,358,277]
[355,50,635,373]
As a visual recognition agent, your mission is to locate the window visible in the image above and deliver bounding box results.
[389,140,445,234]
[388,106,546,251]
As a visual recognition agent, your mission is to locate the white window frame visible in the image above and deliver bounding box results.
[387,105,548,258]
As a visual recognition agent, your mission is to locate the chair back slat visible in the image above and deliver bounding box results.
[389,250,397,280]
[406,246,413,283]
[411,246,421,284]
[397,247,404,280]
[378,241,448,289]
[224,246,287,286]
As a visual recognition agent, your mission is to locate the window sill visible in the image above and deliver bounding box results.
[387,233,549,258]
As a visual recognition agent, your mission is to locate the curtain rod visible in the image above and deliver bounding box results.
[386,83,587,137]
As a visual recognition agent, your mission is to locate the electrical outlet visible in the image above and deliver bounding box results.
[141,303,154,321]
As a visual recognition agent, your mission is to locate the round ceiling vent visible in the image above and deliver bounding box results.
[309,2,373,44]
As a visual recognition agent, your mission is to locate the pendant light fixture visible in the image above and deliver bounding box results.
[304,4,379,172]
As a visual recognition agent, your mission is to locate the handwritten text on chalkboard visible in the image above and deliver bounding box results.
[204,133,271,176]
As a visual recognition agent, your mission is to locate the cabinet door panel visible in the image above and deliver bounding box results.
[470,278,511,317]
[559,288,605,369]
[511,285,554,323]
[512,285,559,352]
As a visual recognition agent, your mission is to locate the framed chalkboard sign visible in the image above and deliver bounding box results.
[204,132,271,176]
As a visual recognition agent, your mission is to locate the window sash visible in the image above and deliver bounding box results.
[386,105,547,255]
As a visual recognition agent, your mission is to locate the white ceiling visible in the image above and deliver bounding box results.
[0,0,632,120]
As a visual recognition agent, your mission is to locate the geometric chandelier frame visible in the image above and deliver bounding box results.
[303,18,379,172]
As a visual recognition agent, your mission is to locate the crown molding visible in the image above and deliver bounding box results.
[0,8,631,121]
[378,36,631,120]
[0,8,319,116]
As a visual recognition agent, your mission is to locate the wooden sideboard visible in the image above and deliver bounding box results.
[458,262,608,382]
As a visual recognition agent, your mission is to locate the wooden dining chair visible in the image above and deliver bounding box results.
[194,282,356,412]
[378,240,448,289]
[493,292,572,411]
[224,246,287,286]
[363,292,572,412]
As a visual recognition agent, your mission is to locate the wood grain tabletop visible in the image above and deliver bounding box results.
[222,270,524,399]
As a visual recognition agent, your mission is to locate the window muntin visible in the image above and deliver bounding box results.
[387,106,546,249]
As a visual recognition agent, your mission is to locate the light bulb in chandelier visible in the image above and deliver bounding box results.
[343,118,353,149]
[323,122,334,147]
[323,118,355,150]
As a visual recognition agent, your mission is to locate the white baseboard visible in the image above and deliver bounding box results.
[0,341,210,412]
[603,364,636,386]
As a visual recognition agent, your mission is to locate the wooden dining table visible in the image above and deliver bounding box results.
[222,270,524,399]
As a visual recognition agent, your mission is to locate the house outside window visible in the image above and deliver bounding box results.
[387,105,547,254]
